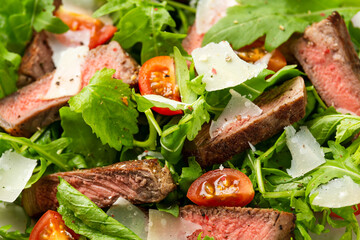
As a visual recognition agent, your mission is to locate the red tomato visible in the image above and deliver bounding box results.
[330,204,360,218]
[29,210,79,240]
[187,168,255,207]
[138,56,183,116]
[55,8,117,49]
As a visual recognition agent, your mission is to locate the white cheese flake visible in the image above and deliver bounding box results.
[351,11,360,29]
[0,151,37,202]
[43,46,89,100]
[107,197,148,239]
[195,0,238,34]
[0,202,28,233]
[192,41,266,92]
[210,89,262,138]
[311,176,360,208]
[285,126,326,178]
[147,209,201,240]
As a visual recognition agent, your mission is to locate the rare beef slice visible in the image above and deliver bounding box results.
[187,76,306,167]
[22,159,176,217]
[180,205,295,240]
[0,41,139,137]
[292,11,360,115]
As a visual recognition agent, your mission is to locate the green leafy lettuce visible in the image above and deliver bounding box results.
[60,107,117,168]
[93,0,186,64]
[203,0,360,51]
[69,68,139,151]
[57,178,141,240]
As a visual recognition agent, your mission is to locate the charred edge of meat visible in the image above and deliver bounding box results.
[291,11,360,115]
[186,76,306,167]
[180,205,296,240]
[18,31,55,87]
[22,159,176,217]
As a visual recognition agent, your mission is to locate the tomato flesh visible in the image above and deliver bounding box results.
[236,38,287,72]
[55,8,117,49]
[187,168,255,207]
[30,210,79,240]
[330,204,360,218]
[138,56,182,115]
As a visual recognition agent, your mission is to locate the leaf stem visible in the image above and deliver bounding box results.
[165,0,196,13]
[133,109,158,149]
[306,86,327,109]
[0,133,70,171]
[262,190,305,198]
[20,128,46,153]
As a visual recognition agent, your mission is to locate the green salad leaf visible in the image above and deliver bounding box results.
[0,225,29,240]
[60,107,117,168]
[203,0,360,51]
[178,157,203,192]
[69,68,139,151]
[57,178,141,240]
[95,0,186,64]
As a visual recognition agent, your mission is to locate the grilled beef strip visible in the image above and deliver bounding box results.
[22,159,176,217]
[0,41,139,137]
[186,76,306,167]
[292,11,360,115]
[17,31,55,88]
[180,205,295,240]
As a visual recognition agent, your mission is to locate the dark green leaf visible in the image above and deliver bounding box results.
[203,0,360,51]
[60,107,117,168]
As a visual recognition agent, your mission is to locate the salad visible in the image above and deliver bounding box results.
[1,0,360,239]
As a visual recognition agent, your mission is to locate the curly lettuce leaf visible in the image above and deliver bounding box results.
[69,68,139,151]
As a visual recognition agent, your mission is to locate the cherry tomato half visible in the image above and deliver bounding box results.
[138,56,183,116]
[29,210,79,240]
[187,168,255,207]
[55,8,117,49]
[330,204,360,218]
[237,38,287,72]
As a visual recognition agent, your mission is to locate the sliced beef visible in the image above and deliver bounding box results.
[187,76,306,167]
[22,159,175,217]
[0,41,139,137]
[182,24,204,55]
[18,31,55,87]
[180,205,295,240]
[292,11,360,115]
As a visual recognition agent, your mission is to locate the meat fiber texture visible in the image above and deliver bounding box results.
[0,41,139,137]
[18,31,55,87]
[22,159,176,217]
[292,11,360,116]
[186,76,307,167]
[180,205,295,240]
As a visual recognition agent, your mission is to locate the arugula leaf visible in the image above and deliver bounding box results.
[206,65,302,108]
[203,0,360,51]
[156,202,180,217]
[0,132,71,171]
[174,47,197,104]
[188,75,206,95]
[161,96,210,163]
[57,178,141,240]
[307,112,360,144]
[178,157,203,192]
[69,68,139,151]
[60,107,117,168]
[336,118,360,143]
[109,1,186,63]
